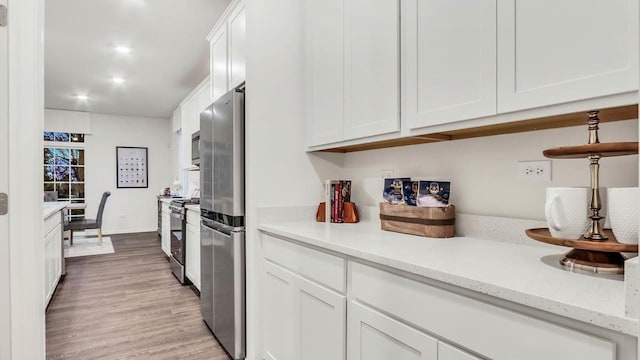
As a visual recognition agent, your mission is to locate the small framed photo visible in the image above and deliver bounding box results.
[417,180,450,207]
[116,146,148,188]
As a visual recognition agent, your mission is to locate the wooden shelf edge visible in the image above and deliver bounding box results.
[543,142,638,159]
[525,228,639,252]
[315,104,638,153]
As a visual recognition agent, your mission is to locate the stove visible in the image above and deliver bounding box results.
[169,198,200,284]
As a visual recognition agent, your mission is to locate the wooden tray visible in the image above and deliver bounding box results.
[525,228,638,252]
[543,142,638,159]
[380,203,455,238]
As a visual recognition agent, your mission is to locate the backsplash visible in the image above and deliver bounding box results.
[338,120,638,220]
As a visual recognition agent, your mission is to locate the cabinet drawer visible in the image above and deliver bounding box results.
[263,234,346,293]
[44,211,62,237]
[350,262,615,360]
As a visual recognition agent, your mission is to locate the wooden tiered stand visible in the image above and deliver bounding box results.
[525,111,639,274]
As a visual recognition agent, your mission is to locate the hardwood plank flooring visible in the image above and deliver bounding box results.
[46,232,229,360]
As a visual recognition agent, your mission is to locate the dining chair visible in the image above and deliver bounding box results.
[65,191,111,246]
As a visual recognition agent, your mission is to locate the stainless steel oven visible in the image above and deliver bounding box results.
[169,201,189,285]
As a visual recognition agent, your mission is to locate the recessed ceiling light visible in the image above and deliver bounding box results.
[115,46,131,55]
[76,95,88,101]
[112,77,125,84]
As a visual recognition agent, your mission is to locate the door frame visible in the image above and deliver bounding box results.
[1,0,46,359]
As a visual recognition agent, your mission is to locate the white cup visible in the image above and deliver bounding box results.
[607,187,639,245]
[545,187,590,239]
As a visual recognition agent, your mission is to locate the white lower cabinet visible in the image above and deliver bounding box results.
[185,210,201,290]
[44,211,63,306]
[161,203,171,256]
[261,234,626,360]
[264,261,346,360]
[348,300,437,360]
[438,342,480,360]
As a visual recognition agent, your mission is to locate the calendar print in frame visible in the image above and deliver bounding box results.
[116,146,149,188]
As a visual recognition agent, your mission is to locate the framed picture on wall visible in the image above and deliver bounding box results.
[116,146,148,188]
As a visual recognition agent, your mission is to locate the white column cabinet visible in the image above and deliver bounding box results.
[207,0,246,102]
[185,209,201,290]
[161,202,171,257]
[496,0,639,113]
[306,0,400,147]
[403,0,497,130]
[348,301,437,360]
[264,261,346,360]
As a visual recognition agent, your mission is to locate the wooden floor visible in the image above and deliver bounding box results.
[46,232,229,360]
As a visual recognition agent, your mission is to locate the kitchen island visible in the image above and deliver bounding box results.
[43,202,67,307]
[258,208,638,360]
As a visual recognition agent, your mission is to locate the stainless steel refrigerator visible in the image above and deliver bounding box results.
[200,85,245,360]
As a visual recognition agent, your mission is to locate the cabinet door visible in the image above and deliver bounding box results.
[403,0,497,129]
[264,261,346,360]
[344,0,400,140]
[161,210,171,256]
[210,27,229,101]
[305,0,344,146]
[185,223,201,290]
[297,274,346,360]
[497,0,639,112]
[264,262,296,360]
[348,301,437,360]
[438,342,480,360]
[228,2,246,89]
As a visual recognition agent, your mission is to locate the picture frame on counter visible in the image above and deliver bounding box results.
[116,146,148,188]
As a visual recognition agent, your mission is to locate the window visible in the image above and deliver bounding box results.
[43,132,86,220]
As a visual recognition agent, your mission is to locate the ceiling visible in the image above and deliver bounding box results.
[45,0,230,119]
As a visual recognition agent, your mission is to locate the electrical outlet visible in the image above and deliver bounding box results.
[517,160,551,182]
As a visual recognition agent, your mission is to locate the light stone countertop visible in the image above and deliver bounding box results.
[258,219,638,337]
[43,201,69,219]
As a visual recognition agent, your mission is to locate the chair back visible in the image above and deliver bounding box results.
[96,191,111,227]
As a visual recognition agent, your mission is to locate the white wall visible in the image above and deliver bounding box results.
[343,119,638,220]
[85,113,172,234]
[245,0,344,358]
[45,109,173,234]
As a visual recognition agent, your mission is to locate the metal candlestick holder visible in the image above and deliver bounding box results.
[585,111,606,240]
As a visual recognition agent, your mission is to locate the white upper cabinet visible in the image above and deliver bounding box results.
[208,0,246,102]
[306,0,400,147]
[343,0,400,139]
[403,0,497,129]
[306,0,345,146]
[210,27,229,101]
[497,0,639,113]
[228,2,246,89]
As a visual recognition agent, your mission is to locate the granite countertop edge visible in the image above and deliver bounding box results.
[43,202,69,219]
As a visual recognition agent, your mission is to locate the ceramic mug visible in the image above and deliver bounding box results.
[607,187,639,245]
[545,187,590,239]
